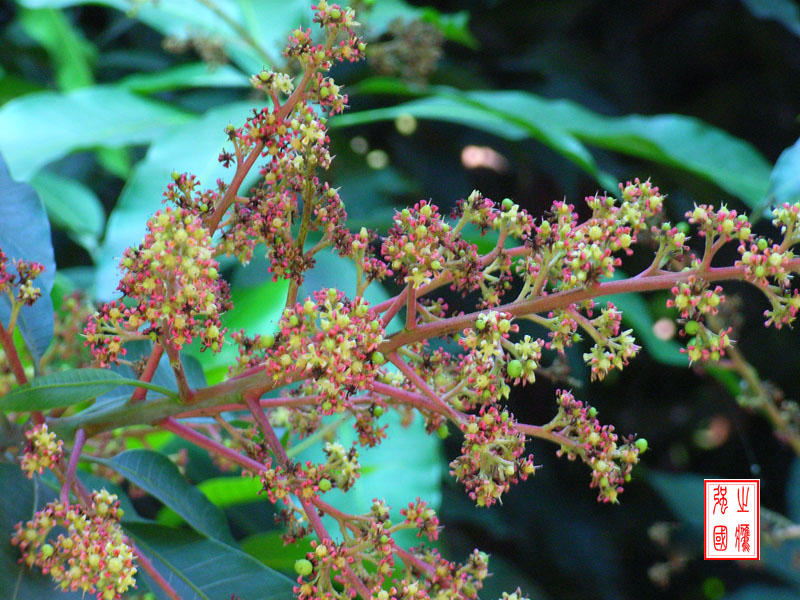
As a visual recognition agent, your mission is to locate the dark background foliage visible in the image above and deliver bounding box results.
[2,1,800,599]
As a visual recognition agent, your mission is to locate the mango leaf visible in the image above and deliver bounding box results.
[741,0,800,37]
[0,156,55,365]
[92,449,235,544]
[119,63,251,94]
[0,86,193,181]
[95,101,254,298]
[0,464,85,599]
[18,0,311,75]
[334,88,772,207]
[757,137,800,217]
[126,523,293,600]
[333,91,618,193]
[0,368,177,412]
[240,531,313,571]
[92,340,207,407]
[30,169,105,256]
[158,476,264,527]
[17,7,95,90]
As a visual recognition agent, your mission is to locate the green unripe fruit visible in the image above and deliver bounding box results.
[41,544,55,558]
[635,438,648,453]
[676,221,690,234]
[171,170,180,181]
[475,319,486,331]
[437,424,449,439]
[501,198,514,210]
[757,238,768,251]
[373,405,384,417]
[506,359,523,379]
[319,478,332,491]
[371,351,385,365]
[261,333,275,349]
[294,559,313,576]
[684,320,700,335]
[322,400,333,412]
[329,8,341,19]
[587,407,598,419]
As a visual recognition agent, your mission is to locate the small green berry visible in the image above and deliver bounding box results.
[684,320,700,335]
[501,198,514,210]
[436,424,449,439]
[506,359,523,379]
[373,405,385,417]
[319,478,332,491]
[371,351,385,365]
[635,438,648,453]
[294,558,313,576]
[475,319,486,331]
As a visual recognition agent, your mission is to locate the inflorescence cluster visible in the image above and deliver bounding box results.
[12,490,137,600]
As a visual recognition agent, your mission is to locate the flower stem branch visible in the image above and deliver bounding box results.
[60,428,86,504]
[131,542,183,600]
[130,344,163,403]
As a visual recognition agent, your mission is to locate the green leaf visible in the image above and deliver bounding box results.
[125,523,293,600]
[93,449,235,544]
[30,170,105,256]
[17,7,95,90]
[0,154,56,364]
[0,85,193,181]
[158,476,264,528]
[0,464,85,599]
[240,531,313,571]
[19,0,310,75]
[119,63,251,94]
[95,101,254,298]
[741,0,800,37]
[0,368,129,411]
[335,88,772,207]
[759,137,800,217]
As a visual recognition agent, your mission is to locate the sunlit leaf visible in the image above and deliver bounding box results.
[0,86,193,181]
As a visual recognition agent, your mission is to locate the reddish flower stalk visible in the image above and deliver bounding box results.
[0,319,27,385]
[131,543,182,600]
[60,428,86,504]
[161,417,264,473]
[130,343,163,403]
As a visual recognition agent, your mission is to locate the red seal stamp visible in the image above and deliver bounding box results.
[704,479,759,560]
